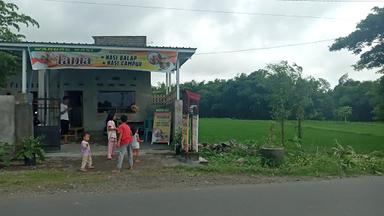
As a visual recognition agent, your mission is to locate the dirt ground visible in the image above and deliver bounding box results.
[0,150,329,198]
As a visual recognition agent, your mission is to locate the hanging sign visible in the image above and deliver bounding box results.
[151,110,171,144]
[29,47,177,73]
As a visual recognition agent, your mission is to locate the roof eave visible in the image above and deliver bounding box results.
[0,42,196,53]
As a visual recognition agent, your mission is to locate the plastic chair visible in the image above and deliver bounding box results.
[143,118,153,143]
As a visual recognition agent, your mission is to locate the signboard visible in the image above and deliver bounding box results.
[182,114,189,152]
[151,111,171,144]
[29,47,177,73]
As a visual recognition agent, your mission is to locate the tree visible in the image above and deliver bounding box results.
[330,7,384,74]
[177,63,383,122]
[292,75,313,141]
[0,0,39,87]
[335,106,353,122]
[372,76,384,120]
[0,51,18,87]
[266,61,300,146]
[333,74,377,121]
[338,73,350,85]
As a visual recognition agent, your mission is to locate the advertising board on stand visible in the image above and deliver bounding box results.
[151,110,171,145]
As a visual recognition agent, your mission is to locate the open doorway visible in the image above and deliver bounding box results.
[65,91,83,127]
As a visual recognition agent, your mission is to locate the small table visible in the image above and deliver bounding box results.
[68,127,84,141]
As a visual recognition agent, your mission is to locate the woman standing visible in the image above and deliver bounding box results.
[60,96,71,144]
[106,112,117,160]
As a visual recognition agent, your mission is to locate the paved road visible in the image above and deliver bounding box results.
[1,176,383,216]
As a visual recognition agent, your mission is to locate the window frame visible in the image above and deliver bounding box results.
[97,90,136,113]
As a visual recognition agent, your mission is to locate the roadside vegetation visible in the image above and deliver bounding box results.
[199,119,384,153]
[193,118,384,176]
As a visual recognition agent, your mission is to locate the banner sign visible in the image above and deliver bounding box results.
[29,47,177,73]
[182,114,189,152]
[151,111,171,144]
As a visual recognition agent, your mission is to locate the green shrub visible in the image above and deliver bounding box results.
[0,142,13,167]
[332,140,357,171]
[198,138,384,176]
[16,136,45,161]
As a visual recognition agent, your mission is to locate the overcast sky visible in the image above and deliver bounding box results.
[10,0,384,86]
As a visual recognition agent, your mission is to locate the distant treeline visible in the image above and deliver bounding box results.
[154,65,384,122]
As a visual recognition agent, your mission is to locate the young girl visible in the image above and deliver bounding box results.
[80,132,94,172]
[106,112,117,160]
[131,127,143,163]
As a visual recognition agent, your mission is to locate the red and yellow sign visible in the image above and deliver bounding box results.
[182,114,189,152]
[151,111,171,144]
[29,47,177,73]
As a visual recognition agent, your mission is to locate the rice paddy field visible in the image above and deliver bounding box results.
[199,118,384,153]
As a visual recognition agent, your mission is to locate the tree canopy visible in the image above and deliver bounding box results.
[0,0,39,42]
[330,7,384,74]
[170,65,384,122]
[0,0,39,87]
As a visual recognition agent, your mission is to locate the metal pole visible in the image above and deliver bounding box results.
[176,58,180,100]
[168,73,172,94]
[38,69,46,124]
[165,73,169,95]
[22,49,27,93]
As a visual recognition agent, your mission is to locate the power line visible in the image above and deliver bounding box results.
[195,39,335,55]
[38,0,347,20]
[279,0,384,2]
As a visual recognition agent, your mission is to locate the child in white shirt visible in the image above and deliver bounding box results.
[131,127,143,163]
[106,112,117,160]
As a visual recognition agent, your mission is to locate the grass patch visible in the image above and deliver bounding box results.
[0,169,107,189]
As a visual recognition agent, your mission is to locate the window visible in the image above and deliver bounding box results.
[97,91,135,113]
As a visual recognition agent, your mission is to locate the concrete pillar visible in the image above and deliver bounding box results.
[15,93,33,150]
[0,96,15,145]
[21,49,27,93]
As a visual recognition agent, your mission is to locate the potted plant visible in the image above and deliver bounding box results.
[17,136,45,166]
[260,124,284,167]
[172,129,182,155]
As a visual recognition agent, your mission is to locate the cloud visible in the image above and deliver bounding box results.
[11,0,384,86]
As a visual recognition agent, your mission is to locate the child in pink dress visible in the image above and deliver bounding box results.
[106,112,117,160]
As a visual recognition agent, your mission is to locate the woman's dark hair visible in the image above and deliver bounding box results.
[83,131,90,137]
[105,111,115,125]
[120,114,128,122]
[63,96,69,101]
